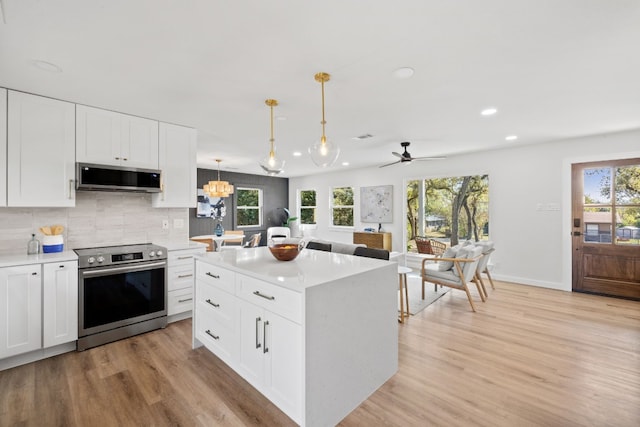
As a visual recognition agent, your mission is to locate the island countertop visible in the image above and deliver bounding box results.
[197,246,395,292]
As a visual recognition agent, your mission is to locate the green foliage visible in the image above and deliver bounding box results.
[333,187,353,205]
[332,187,354,226]
[300,190,317,224]
[301,190,316,206]
[237,208,259,226]
[300,208,316,225]
[333,208,353,226]
[237,188,259,206]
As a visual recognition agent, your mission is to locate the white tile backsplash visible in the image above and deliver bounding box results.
[0,192,189,255]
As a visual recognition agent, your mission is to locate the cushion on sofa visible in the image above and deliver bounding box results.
[437,246,459,271]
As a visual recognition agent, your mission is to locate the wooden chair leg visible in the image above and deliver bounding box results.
[421,280,425,300]
[475,273,488,300]
[472,277,486,302]
[462,285,477,312]
[484,269,496,290]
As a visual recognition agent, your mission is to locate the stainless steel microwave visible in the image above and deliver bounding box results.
[76,163,162,193]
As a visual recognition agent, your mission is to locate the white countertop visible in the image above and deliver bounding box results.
[0,250,78,268]
[197,246,397,292]
[153,240,208,251]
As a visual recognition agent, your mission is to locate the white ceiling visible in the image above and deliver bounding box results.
[1,0,639,177]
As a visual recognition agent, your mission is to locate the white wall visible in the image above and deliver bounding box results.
[289,129,640,291]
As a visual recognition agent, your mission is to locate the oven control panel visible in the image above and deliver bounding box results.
[75,243,167,268]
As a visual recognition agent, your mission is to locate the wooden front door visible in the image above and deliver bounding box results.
[571,158,640,300]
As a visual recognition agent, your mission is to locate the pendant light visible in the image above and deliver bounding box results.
[259,99,285,175]
[308,72,340,167]
[203,159,234,198]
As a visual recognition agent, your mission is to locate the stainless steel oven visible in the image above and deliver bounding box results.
[75,243,167,351]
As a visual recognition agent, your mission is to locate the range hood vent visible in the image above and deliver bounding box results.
[76,163,162,193]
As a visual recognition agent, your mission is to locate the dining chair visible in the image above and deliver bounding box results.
[190,237,214,252]
[267,226,290,242]
[223,230,245,247]
[244,232,262,248]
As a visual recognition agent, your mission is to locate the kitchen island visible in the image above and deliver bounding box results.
[193,247,398,427]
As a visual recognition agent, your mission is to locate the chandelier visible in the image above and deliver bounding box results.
[308,71,340,167]
[259,98,285,175]
[203,159,234,198]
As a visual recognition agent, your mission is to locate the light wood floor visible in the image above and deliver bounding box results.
[1,281,639,426]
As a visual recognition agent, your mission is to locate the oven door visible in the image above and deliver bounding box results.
[78,260,167,337]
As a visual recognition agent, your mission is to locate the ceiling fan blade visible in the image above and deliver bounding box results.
[413,156,447,161]
[391,151,403,158]
[379,160,402,168]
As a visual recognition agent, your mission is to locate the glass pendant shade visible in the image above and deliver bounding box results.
[203,159,234,198]
[259,98,285,175]
[308,137,340,168]
[309,72,339,168]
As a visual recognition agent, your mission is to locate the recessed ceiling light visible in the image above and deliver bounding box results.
[31,59,62,73]
[292,151,302,157]
[505,135,518,141]
[341,162,350,166]
[392,67,414,79]
[480,108,497,116]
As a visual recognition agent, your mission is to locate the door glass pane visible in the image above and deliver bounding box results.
[583,207,612,243]
[615,207,640,246]
[615,165,640,204]
[583,168,611,204]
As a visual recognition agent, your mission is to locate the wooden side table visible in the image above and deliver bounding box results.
[353,231,392,251]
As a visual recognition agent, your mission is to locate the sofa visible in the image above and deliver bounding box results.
[304,238,366,255]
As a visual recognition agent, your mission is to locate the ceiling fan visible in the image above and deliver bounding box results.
[379,142,446,168]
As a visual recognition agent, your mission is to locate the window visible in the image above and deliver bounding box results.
[236,187,262,227]
[406,175,490,253]
[299,189,317,225]
[331,186,354,227]
[583,165,640,245]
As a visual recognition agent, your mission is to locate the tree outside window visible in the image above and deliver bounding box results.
[300,190,317,225]
[331,187,354,227]
[236,187,262,227]
[406,175,489,252]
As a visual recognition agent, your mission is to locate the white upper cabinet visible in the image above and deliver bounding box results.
[152,123,197,208]
[7,91,76,207]
[76,104,159,169]
[0,89,7,207]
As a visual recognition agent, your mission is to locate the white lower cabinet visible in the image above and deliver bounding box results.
[238,299,301,420]
[194,261,302,423]
[43,261,78,347]
[167,246,205,318]
[0,264,42,359]
[0,260,78,363]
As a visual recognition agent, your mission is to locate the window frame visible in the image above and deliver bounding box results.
[330,186,355,228]
[298,189,317,227]
[234,186,264,229]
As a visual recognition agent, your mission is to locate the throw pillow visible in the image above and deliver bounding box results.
[452,245,474,277]
[437,247,458,271]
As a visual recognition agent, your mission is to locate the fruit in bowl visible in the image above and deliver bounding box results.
[268,239,304,261]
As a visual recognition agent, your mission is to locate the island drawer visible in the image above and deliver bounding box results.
[237,274,302,324]
[195,308,237,365]
[168,264,195,291]
[196,281,237,330]
[196,262,236,293]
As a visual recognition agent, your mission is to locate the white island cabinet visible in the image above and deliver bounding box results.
[194,247,398,427]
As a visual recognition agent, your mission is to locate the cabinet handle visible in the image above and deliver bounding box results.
[123,158,128,161]
[205,298,219,308]
[178,274,193,278]
[205,329,219,340]
[115,157,120,160]
[31,272,38,276]
[59,265,65,268]
[253,291,275,301]
[178,298,193,303]
[177,256,193,260]
[263,320,270,354]
[255,317,262,349]
[68,179,74,199]
[161,182,165,201]
[206,272,220,279]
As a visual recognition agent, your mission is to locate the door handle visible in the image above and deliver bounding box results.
[572,231,582,236]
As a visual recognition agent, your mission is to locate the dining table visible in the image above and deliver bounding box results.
[190,234,244,252]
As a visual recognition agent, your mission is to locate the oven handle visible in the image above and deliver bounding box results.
[80,261,167,278]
